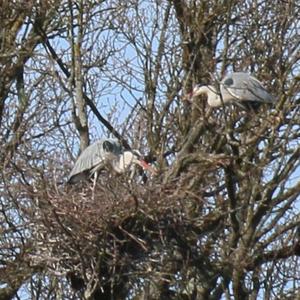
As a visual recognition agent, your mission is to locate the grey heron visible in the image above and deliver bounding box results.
[67,139,155,189]
[186,72,275,108]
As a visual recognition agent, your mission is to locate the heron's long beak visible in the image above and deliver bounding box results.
[138,160,157,175]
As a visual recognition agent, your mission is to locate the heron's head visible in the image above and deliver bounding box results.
[191,84,203,96]
[127,150,157,175]
[183,85,219,105]
[182,84,209,102]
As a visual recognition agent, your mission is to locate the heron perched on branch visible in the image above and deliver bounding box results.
[185,72,275,108]
[67,139,155,189]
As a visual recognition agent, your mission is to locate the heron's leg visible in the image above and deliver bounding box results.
[92,171,98,200]
[129,164,137,182]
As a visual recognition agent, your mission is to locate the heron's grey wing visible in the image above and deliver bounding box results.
[67,139,124,184]
[220,75,237,101]
[67,140,108,183]
[221,73,252,101]
[246,75,275,103]
[221,72,274,103]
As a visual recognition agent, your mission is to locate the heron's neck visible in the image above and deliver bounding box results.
[200,85,222,107]
[112,152,133,173]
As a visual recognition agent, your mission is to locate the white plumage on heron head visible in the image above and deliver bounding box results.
[185,72,275,108]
